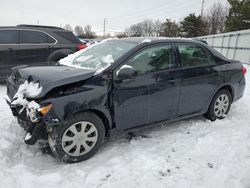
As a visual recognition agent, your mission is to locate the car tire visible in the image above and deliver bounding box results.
[204,89,232,121]
[48,112,105,163]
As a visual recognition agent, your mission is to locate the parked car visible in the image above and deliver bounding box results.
[79,38,100,46]
[6,38,246,163]
[0,24,86,82]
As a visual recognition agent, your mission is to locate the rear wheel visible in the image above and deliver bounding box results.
[205,89,232,121]
[48,112,105,163]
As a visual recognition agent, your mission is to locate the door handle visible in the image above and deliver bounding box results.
[169,78,178,85]
[115,78,134,84]
[8,48,14,51]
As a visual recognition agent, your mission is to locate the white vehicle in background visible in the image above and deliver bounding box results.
[79,38,100,47]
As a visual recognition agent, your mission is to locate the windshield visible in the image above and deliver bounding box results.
[59,39,137,74]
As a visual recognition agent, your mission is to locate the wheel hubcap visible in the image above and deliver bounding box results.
[214,94,229,117]
[62,121,98,157]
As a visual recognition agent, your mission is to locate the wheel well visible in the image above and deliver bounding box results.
[218,85,234,100]
[86,110,110,134]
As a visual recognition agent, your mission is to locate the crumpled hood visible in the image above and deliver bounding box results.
[15,65,95,98]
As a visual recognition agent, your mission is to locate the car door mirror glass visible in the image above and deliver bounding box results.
[116,65,137,80]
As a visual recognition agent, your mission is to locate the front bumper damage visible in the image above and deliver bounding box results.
[6,98,59,145]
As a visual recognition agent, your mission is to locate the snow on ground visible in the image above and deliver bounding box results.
[0,67,250,188]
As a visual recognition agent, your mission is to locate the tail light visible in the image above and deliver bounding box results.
[77,44,87,51]
[242,67,247,75]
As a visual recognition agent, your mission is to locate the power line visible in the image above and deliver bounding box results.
[107,1,200,28]
[108,1,178,20]
[108,0,201,24]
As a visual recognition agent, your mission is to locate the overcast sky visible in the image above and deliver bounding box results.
[0,0,228,35]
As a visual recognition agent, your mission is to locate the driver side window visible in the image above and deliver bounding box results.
[125,45,174,75]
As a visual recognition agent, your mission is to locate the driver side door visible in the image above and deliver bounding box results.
[113,44,180,130]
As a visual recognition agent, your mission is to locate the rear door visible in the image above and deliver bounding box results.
[17,30,56,64]
[113,44,180,130]
[0,29,19,80]
[175,43,221,117]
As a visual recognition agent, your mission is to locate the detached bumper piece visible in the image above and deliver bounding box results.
[18,118,47,145]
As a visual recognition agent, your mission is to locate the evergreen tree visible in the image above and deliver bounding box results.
[180,13,208,37]
[226,0,250,31]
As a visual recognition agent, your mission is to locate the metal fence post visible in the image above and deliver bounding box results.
[221,35,225,53]
[233,33,240,59]
[226,35,231,57]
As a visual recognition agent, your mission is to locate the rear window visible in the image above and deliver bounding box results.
[21,30,56,44]
[0,30,18,44]
[54,31,81,44]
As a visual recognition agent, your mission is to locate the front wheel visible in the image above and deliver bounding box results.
[48,112,105,163]
[205,89,232,121]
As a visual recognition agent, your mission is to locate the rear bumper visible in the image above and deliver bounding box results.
[233,77,246,102]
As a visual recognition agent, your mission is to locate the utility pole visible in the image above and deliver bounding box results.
[201,0,205,17]
[103,18,106,39]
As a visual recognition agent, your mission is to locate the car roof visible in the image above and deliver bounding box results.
[0,25,65,31]
[119,37,207,45]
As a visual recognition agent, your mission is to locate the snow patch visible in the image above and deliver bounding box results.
[76,55,93,62]
[101,54,114,64]
[59,38,117,75]
[94,54,114,75]
[14,80,42,99]
[24,132,32,141]
[59,38,116,67]
[141,39,152,43]
[11,81,41,121]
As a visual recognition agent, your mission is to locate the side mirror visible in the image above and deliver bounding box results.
[116,65,137,80]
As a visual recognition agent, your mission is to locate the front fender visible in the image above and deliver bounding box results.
[40,81,112,130]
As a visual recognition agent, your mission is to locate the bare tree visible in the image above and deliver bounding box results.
[140,19,155,36]
[83,25,96,39]
[205,2,228,34]
[161,19,180,37]
[154,20,164,36]
[125,23,143,37]
[64,24,73,31]
[74,26,84,37]
[125,19,163,37]
[115,32,128,38]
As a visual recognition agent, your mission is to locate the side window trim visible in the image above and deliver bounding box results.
[115,43,176,77]
[19,29,57,45]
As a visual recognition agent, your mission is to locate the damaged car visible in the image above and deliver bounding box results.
[6,38,246,163]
